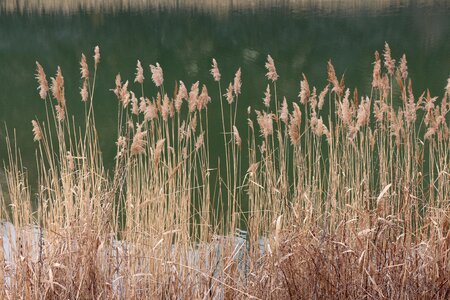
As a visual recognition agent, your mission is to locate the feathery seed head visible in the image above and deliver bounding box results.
[197,85,211,111]
[381,74,390,100]
[233,126,242,147]
[327,60,342,96]
[280,97,289,124]
[256,110,274,138]
[80,53,89,80]
[189,81,199,112]
[130,92,139,115]
[51,66,65,108]
[263,84,271,108]
[175,81,188,113]
[399,54,408,81]
[446,77,450,96]
[80,80,88,102]
[120,80,130,107]
[150,62,164,87]
[265,55,279,82]
[115,136,127,159]
[113,73,122,99]
[161,94,170,121]
[195,131,205,151]
[318,84,329,110]
[31,120,42,142]
[135,60,144,84]
[94,46,100,68]
[144,99,158,121]
[372,51,382,88]
[154,139,166,165]
[234,68,241,96]
[299,73,310,105]
[191,113,198,132]
[139,96,147,114]
[55,104,65,122]
[310,86,317,110]
[35,62,49,100]
[225,82,234,104]
[288,103,301,145]
[356,96,370,128]
[210,58,221,82]
[131,123,147,155]
[383,42,395,75]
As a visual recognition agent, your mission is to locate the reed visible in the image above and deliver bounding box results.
[0,44,449,299]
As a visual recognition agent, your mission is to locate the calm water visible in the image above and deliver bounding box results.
[0,2,449,188]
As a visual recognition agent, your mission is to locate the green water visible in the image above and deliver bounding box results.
[0,3,449,189]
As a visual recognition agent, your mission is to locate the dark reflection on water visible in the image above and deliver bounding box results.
[1,0,449,16]
[0,4,449,191]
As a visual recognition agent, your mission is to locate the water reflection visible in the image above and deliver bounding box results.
[1,0,449,15]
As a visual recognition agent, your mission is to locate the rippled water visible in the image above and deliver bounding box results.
[0,1,449,189]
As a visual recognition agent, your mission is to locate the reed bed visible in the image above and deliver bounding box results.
[0,43,449,299]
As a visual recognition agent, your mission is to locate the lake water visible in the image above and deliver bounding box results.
[0,1,449,190]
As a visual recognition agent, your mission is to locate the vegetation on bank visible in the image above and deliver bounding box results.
[0,43,449,298]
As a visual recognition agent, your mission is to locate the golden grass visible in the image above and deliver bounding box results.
[0,43,449,299]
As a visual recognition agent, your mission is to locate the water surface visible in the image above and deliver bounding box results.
[0,1,449,191]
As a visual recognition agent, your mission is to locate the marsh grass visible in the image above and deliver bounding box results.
[0,43,449,299]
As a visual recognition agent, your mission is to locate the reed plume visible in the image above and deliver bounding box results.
[189,81,199,112]
[50,66,65,108]
[318,84,329,110]
[113,73,122,99]
[280,97,289,124]
[197,85,211,111]
[80,79,88,102]
[233,68,241,95]
[299,73,310,105]
[130,122,147,155]
[399,54,408,80]
[383,42,395,75]
[130,92,139,115]
[327,60,342,96]
[288,102,301,144]
[31,120,42,141]
[150,62,164,87]
[135,60,144,84]
[93,45,100,68]
[265,54,279,82]
[263,84,271,108]
[210,58,221,82]
[175,81,188,112]
[225,82,234,104]
[80,53,89,80]
[144,98,158,121]
[372,51,382,88]
[195,131,205,150]
[35,62,49,100]
[256,110,274,138]
[232,125,242,148]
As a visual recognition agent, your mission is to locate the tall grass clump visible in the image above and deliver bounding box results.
[0,43,449,299]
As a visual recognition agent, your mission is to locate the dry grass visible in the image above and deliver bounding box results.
[0,43,449,299]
